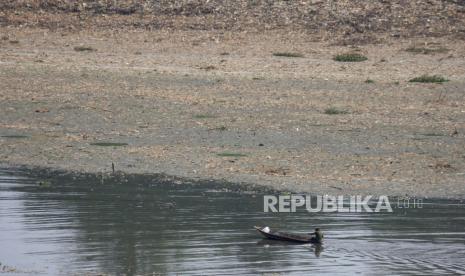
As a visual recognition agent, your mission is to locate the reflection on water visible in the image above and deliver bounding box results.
[0,168,465,275]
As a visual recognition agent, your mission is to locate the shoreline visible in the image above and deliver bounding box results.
[2,162,465,201]
[0,162,275,194]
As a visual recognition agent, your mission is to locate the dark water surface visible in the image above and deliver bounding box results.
[1,168,465,275]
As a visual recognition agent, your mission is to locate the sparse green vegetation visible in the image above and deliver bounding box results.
[365,79,375,84]
[74,46,95,52]
[212,126,227,131]
[273,52,304,58]
[409,75,448,83]
[194,114,216,119]
[0,135,29,139]
[334,53,367,62]
[200,65,216,71]
[406,47,449,55]
[38,180,52,187]
[422,132,445,137]
[90,142,128,147]
[324,107,348,115]
[308,124,331,127]
[217,152,247,157]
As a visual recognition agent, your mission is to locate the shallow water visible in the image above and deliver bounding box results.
[0,168,464,275]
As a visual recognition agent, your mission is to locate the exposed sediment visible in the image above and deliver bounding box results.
[1,2,465,198]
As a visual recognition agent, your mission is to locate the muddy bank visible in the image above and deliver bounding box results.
[1,28,465,198]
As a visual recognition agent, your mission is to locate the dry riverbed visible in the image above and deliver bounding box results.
[1,27,465,198]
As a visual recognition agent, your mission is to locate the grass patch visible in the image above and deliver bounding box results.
[193,114,216,119]
[365,79,375,83]
[74,46,95,52]
[1,135,29,139]
[324,107,348,115]
[210,126,227,131]
[307,123,331,127]
[422,132,445,137]
[409,75,448,83]
[38,180,52,187]
[199,65,216,71]
[334,53,367,62]
[90,142,128,147]
[217,152,247,157]
[273,52,304,58]
[406,47,449,55]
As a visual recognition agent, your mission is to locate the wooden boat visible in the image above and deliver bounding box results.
[254,226,320,244]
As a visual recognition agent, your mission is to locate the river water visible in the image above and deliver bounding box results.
[0,168,464,275]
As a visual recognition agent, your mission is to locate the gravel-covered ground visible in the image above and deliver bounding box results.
[1,2,465,198]
[2,0,465,43]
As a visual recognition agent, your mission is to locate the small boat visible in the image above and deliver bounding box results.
[254,226,320,244]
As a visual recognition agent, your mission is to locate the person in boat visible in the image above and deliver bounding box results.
[310,228,324,243]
